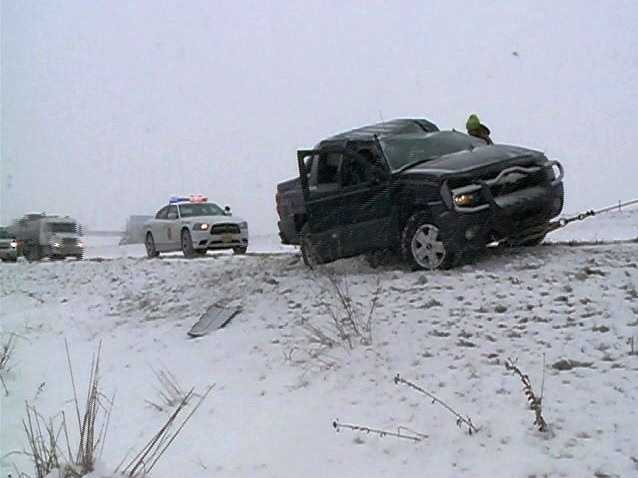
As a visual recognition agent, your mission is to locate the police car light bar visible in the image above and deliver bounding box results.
[169,195,189,204]
[169,194,208,204]
[189,194,208,203]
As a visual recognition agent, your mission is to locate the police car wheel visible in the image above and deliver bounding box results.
[181,229,195,258]
[145,233,159,258]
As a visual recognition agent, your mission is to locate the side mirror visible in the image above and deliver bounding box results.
[224,206,232,216]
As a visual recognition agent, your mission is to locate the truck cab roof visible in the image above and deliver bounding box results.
[320,118,439,144]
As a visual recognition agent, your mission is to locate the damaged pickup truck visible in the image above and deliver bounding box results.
[276,118,564,270]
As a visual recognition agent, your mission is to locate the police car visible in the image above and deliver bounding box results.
[143,195,249,258]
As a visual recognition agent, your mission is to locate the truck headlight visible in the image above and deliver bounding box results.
[10,240,17,248]
[194,223,209,231]
[453,193,479,207]
[53,242,61,248]
[78,241,84,248]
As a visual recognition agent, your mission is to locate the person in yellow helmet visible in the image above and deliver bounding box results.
[466,114,493,144]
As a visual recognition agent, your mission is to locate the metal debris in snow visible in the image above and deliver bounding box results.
[188,304,241,338]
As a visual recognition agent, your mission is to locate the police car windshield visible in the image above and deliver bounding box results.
[178,203,224,218]
[48,223,77,233]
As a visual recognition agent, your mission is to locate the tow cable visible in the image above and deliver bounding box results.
[503,197,638,245]
[546,198,638,235]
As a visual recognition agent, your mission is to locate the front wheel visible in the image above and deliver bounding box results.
[401,213,455,270]
[25,244,41,262]
[233,247,247,255]
[145,233,159,258]
[181,229,195,258]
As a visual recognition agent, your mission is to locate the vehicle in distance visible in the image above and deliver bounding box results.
[0,226,18,262]
[276,118,564,270]
[143,195,249,258]
[8,214,83,261]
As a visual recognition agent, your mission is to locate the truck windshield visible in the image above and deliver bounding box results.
[48,223,77,233]
[0,227,11,239]
[380,131,484,171]
[179,203,225,218]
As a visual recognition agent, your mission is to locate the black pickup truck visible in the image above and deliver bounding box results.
[276,118,564,270]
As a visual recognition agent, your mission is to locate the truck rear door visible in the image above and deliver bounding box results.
[298,147,392,261]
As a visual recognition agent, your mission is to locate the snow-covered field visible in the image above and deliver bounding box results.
[1,213,637,478]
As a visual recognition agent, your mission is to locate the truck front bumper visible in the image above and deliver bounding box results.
[439,179,564,253]
[191,228,249,250]
[0,248,18,261]
[49,245,84,257]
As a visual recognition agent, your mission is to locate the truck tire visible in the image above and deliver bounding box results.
[300,224,321,269]
[25,244,41,262]
[181,229,195,258]
[401,212,455,270]
[233,247,247,255]
[145,232,160,258]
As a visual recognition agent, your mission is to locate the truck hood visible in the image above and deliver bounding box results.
[400,144,545,177]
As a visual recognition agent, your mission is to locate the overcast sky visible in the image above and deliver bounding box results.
[1,1,637,233]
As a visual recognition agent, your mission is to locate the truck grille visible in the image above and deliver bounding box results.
[449,163,551,213]
[211,224,240,235]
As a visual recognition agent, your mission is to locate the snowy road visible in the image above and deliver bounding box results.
[1,239,638,477]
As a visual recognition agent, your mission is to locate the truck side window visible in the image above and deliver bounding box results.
[316,153,341,186]
[342,151,375,187]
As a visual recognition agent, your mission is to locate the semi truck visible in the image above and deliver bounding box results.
[9,213,84,261]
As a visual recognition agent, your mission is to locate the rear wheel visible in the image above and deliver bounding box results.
[401,212,455,270]
[233,247,247,255]
[300,224,320,269]
[194,249,207,256]
[145,233,159,258]
[181,229,195,258]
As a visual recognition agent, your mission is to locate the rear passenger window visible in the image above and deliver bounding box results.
[155,206,169,219]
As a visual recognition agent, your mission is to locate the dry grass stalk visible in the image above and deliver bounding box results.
[332,419,427,442]
[504,358,548,432]
[119,384,214,477]
[19,341,115,478]
[0,333,16,395]
[22,405,63,478]
[64,340,113,476]
[394,374,480,435]
[303,272,381,353]
[145,367,188,412]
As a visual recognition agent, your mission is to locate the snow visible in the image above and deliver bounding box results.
[1,214,637,478]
